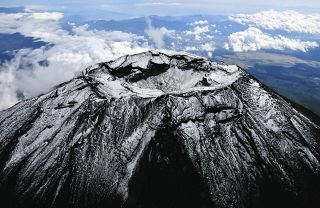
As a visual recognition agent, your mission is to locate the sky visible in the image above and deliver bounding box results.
[1,0,320,16]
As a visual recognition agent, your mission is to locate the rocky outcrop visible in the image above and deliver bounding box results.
[0,51,320,208]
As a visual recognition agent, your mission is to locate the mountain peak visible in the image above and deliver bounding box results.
[83,50,243,97]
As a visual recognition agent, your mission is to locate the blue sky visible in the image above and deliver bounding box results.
[1,0,320,16]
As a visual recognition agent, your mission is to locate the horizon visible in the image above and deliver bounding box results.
[1,0,320,17]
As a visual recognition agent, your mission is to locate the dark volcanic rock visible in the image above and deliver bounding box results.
[0,51,320,208]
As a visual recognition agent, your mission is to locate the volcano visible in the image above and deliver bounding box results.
[0,51,320,208]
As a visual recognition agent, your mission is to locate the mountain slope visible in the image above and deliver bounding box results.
[0,51,320,208]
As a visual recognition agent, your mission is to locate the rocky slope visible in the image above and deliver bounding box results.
[0,51,320,208]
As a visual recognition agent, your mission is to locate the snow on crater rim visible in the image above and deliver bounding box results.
[85,51,244,96]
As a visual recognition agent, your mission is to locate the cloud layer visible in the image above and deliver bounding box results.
[230,10,320,34]
[145,18,175,49]
[225,27,319,52]
[0,11,149,110]
[185,25,209,40]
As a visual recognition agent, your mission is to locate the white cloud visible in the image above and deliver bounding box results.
[225,27,319,52]
[230,10,320,34]
[201,41,215,51]
[145,17,175,49]
[0,12,67,39]
[31,12,64,20]
[0,11,150,110]
[183,20,215,57]
[184,41,214,58]
[219,52,320,69]
[0,62,18,110]
[185,25,209,40]
[193,20,208,25]
[185,41,214,51]
[201,42,215,58]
